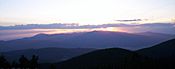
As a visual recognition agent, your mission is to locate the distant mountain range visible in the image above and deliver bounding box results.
[0,31,174,52]
[1,36,175,69]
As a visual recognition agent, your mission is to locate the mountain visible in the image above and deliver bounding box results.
[0,31,174,52]
[53,39,175,69]
[38,38,175,69]
[53,48,153,69]
[1,38,175,69]
[1,47,95,63]
[137,38,175,59]
[137,38,175,69]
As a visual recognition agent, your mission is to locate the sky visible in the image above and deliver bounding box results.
[0,0,175,26]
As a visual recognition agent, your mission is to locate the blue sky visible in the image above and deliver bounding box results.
[0,0,175,26]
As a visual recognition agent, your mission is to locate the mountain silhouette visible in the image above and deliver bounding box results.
[0,31,173,52]
[55,48,153,69]
[137,38,175,58]
[45,38,175,69]
[137,38,175,69]
[1,36,175,69]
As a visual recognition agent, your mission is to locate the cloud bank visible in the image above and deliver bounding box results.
[115,19,142,22]
[0,23,175,34]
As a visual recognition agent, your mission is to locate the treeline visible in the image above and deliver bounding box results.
[0,55,38,69]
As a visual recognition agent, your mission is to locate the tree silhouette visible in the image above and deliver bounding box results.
[0,55,41,69]
[12,61,19,69]
[0,55,11,69]
[49,64,56,69]
[19,55,29,69]
[30,55,39,69]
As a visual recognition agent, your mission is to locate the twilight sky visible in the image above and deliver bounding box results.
[0,0,175,26]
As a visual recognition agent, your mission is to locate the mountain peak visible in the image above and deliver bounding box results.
[33,33,49,37]
[137,38,175,58]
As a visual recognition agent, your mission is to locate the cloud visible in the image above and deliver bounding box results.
[0,23,175,34]
[0,23,174,29]
[115,19,142,22]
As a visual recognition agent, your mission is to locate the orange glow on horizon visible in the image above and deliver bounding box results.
[93,27,127,33]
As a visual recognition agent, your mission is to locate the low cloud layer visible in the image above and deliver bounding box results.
[0,23,175,34]
[1,23,174,29]
[115,19,142,22]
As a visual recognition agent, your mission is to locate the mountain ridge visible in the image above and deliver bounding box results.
[0,31,174,52]
[53,38,175,69]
